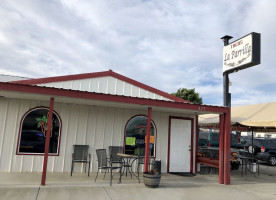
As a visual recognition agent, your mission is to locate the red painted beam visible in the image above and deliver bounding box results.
[190,118,194,173]
[41,97,55,186]
[224,109,231,185]
[144,107,152,172]
[0,82,228,114]
[195,115,199,173]
[219,114,225,184]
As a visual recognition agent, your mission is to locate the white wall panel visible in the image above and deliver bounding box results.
[63,104,80,172]
[98,77,108,94]
[124,82,132,96]
[147,91,155,99]
[72,80,81,91]
[89,78,100,93]
[115,79,124,96]
[132,86,139,98]
[107,77,116,95]
[80,79,90,92]
[37,76,175,101]
[0,98,195,173]
[0,99,19,172]
[56,103,70,172]
[0,99,8,169]
[11,100,29,172]
[86,106,98,172]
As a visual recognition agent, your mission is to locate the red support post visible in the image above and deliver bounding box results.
[41,97,55,186]
[195,115,199,173]
[144,107,152,173]
[219,114,225,184]
[224,109,231,185]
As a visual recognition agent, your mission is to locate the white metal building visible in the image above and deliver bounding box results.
[0,70,231,184]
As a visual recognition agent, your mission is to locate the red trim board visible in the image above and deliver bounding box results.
[0,82,227,114]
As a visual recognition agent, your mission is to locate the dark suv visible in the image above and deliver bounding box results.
[241,138,276,166]
[198,131,247,149]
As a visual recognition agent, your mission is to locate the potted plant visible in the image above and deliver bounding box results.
[143,168,161,188]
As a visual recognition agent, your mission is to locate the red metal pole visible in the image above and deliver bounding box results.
[41,97,55,186]
[219,114,225,184]
[195,115,198,173]
[144,107,152,173]
[224,109,231,185]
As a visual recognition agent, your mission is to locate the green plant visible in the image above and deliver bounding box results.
[36,114,53,137]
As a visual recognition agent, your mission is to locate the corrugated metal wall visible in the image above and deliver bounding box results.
[37,76,171,101]
[0,98,195,173]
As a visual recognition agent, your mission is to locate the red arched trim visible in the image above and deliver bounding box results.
[123,114,157,158]
[16,106,62,156]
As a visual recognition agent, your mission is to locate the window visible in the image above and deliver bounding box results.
[125,115,156,156]
[17,107,61,155]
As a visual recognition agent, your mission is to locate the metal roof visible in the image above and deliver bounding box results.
[0,74,29,82]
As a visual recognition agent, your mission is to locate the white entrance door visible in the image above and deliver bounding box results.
[169,118,191,172]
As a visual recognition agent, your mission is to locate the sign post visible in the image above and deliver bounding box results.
[221,35,233,107]
[221,32,261,107]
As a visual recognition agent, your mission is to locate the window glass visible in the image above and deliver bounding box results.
[18,108,61,155]
[266,140,276,148]
[125,116,155,156]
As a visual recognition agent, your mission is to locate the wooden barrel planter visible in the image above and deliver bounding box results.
[143,172,161,188]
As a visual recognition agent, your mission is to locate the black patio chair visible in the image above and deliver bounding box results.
[71,145,91,176]
[95,149,122,186]
[136,147,145,177]
[109,146,123,164]
[109,146,133,177]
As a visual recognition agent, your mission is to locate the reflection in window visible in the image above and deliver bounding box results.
[125,116,155,156]
[18,108,61,155]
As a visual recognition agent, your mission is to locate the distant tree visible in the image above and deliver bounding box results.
[171,88,203,104]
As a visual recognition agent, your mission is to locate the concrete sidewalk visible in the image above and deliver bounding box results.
[0,170,275,200]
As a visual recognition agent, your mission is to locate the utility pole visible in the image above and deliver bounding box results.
[221,35,233,107]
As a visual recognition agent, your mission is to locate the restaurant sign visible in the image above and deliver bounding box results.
[223,32,260,73]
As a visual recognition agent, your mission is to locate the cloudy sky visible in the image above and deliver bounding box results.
[0,1,275,106]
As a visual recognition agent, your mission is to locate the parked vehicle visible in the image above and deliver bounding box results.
[240,138,276,166]
[198,131,247,149]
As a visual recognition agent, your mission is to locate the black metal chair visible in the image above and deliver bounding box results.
[136,147,145,177]
[109,146,132,177]
[71,145,91,176]
[95,149,122,186]
[109,146,123,164]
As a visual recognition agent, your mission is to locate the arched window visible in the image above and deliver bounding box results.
[17,107,61,155]
[124,115,156,156]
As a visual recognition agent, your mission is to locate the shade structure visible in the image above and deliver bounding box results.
[199,101,276,129]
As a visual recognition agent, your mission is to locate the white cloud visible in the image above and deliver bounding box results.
[0,0,275,106]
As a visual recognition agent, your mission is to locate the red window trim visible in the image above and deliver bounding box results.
[16,106,62,156]
[123,114,157,158]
